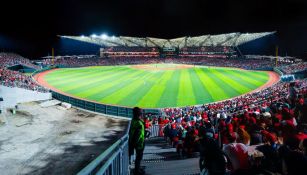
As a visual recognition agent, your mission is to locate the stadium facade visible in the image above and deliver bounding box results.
[60,32,275,58]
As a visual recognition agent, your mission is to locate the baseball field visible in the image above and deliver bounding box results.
[37,64,273,108]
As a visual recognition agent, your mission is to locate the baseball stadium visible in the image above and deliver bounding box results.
[1,1,307,175]
[1,31,307,175]
[34,32,279,109]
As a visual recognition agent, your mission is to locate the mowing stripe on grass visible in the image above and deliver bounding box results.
[209,69,251,94]
[195,68,229,101]
[177,69,196,107]
[216,69,260,90]
[45,66,119,81]
[136,71,174,108]
[44,68,92,78]
[76,70,144,98]
[87,71,153,102]
[189,68,213,104]
[97,72,158,104]
[67,69,143,94]
[54,68,133,92]
[224,70,267,87]
[45,67,124,86]
[46,67,126,87]
[202,68,241,99]
[118,71,165,107]
[157,70,181,107]
[232,70,269,81]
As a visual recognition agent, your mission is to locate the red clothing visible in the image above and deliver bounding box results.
[223,143,250,171]
[145,122,151,129]
[163,119,169,125]
[295,133,307,141]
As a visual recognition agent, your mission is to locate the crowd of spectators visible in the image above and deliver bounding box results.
[180,46,235,55]
[145,79,307,174]
[0,68,48,92]
[175,57,290,70]
[42,56,162,67]
[280,62,307,74]
[101,47,159,57]
[0,52,40,69]
[0,53,48,92]
[102,46,158,52]
[42,56,293,70]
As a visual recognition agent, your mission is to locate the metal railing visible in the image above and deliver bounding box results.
[78,121,131,175]
[149,124,163,138]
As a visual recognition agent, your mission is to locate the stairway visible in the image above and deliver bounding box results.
[134,137,200,175]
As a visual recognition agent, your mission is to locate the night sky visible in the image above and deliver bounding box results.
[1,0,307,59]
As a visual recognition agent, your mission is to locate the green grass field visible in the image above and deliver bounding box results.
[43,64,269,108]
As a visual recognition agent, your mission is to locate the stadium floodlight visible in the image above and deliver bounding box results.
[91,34,98,38]
[111,35,115,40]
[100,34,108,39]
[81,35,85,38]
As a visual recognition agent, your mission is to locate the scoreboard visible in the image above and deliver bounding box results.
[160,47,178,57]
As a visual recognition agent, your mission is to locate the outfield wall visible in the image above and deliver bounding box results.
[51,91,161,118]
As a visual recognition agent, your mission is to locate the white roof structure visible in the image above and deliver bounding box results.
[60,32,275,48]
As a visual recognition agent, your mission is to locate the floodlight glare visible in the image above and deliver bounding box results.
[100,34,108,39]
[91,34,97,38]
[81,35,85,38]
[112,36,115,40]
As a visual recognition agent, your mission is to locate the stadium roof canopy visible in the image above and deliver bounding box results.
[60,32,275,48]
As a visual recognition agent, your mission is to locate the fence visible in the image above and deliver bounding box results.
[78,121,131,175]
[149,124,163,138]
[273,67,284,76]
[52,91,161,118]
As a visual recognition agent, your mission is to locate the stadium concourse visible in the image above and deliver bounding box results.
[1,51,307,174]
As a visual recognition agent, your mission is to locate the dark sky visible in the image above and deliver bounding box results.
[1,0,307,58]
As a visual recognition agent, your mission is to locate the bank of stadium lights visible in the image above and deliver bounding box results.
[91,34,98,38]
[88,33,110,39]
[100,34,108,39]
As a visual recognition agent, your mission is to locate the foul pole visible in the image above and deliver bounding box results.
[275,46,278,67]
[52,48,54,65]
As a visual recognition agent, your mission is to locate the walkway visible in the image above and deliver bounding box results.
[132,137,200,175]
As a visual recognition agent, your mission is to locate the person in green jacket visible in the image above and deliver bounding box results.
[129,107,145,175]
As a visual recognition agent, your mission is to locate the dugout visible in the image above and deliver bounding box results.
[7,64,36,73]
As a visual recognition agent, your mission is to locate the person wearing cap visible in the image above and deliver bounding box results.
[129,107,145,175]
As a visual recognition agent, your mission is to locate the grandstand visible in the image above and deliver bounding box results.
[61,32,274,48]
[60,32,275,58]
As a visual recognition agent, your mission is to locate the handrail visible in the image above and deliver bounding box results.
[77,140,122,175]
[77,121,131,175]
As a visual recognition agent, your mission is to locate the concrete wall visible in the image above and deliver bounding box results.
[0,85,51,109]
